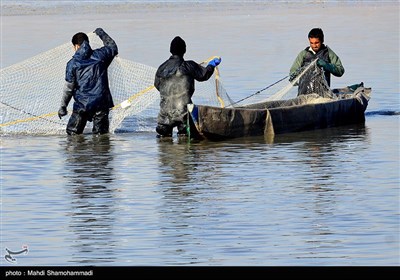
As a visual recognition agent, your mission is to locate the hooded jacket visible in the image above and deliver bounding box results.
[65,40,118,117]
[154,55,215,125]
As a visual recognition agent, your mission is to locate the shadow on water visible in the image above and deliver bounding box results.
[62,134,117,265]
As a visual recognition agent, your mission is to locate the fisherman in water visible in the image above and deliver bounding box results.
[154,36,221,138]
[58,28,118,135]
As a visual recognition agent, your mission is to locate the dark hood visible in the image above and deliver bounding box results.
[73,40,93,60]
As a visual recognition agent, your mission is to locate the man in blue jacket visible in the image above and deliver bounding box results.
[154,36,221,138]
[58,28,118,135]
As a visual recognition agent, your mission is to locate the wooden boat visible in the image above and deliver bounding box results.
[187,83,371,141]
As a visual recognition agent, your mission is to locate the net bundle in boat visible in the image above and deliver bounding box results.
[229,59,334,107]
[0,33,232,135]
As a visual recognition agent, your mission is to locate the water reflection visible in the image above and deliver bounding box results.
[273,123,369,145]
[157,138,196,186]
[63,134,117,264]
[184,124,370,262]
[156,138,210,264]
[276,124,369,260]
[289,123,368,186]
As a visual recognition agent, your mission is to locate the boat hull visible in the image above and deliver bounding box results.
[188,85,371,141]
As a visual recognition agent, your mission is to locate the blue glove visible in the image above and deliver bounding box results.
[208,57,221,67]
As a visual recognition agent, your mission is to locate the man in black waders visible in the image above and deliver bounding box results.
[58,28,118,135]
[154,36,221,138]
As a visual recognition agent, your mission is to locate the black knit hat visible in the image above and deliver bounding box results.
[170,36,186,56]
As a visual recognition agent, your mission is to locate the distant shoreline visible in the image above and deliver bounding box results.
[1,1,389,16]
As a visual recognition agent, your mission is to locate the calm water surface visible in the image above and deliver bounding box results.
[2,119,399,266]
[1,1,399,266]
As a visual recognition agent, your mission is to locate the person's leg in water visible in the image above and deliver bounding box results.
[156,123,173,138]
[177,122,187,137]
[92,110,110,135]
[66,111,88,135]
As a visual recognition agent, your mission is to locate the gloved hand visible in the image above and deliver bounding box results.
[317,58,337,74]
[289,72,297,83]
[317,58,328,69]
[208,57,222,67]
[94,28,105,36]
[58,106,68,119]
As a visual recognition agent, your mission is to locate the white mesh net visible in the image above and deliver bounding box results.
[0,33,232,135]
[1,33,332,135]
[227,59,334,107]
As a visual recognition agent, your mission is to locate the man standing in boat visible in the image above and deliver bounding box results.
[290,28,345,94]
[154,36,221,138]
[58,28,118,135]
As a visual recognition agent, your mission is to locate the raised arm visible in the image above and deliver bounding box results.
[94,28,118,55]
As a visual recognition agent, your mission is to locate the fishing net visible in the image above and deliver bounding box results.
[228,59,334,108]
[0,33,232,135]
[1,32,331,135]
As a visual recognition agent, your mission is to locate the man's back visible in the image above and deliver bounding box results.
[154,36,221,137]
[67,40,117,114]
[58,28,118,135]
